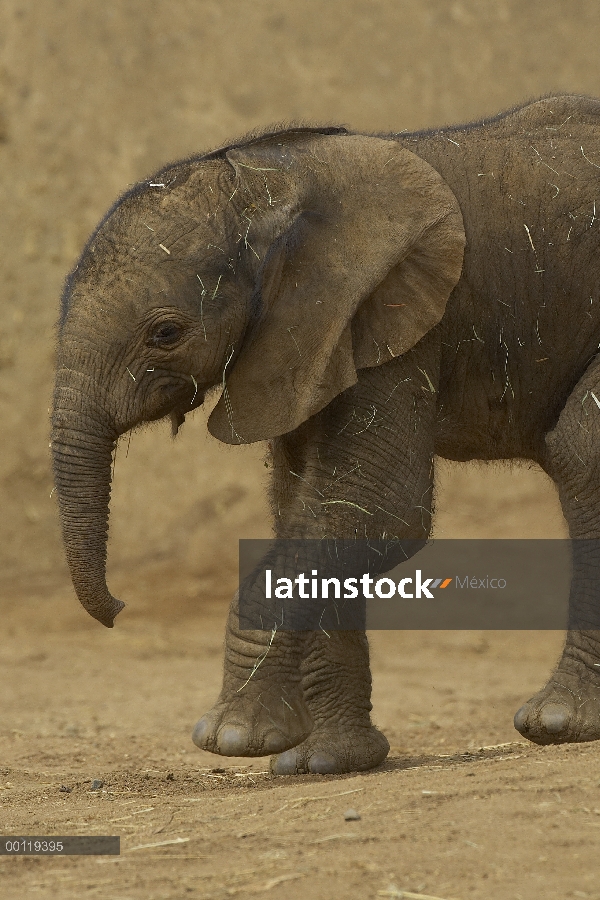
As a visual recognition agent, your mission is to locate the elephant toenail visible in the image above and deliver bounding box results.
[262,731,289,754]
[540,703,570,734]
[271,749,298,775]
[308,751,339,774]
[217,725,250,755]
[513,705,531,734]
[192,717,211,748]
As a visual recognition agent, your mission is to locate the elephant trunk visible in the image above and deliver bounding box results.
[52,378,124,628]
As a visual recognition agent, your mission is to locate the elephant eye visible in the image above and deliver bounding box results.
[150,321,182,347]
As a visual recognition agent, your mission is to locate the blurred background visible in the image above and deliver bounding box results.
[4,0,598,602]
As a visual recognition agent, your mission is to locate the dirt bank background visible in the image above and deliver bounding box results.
[2,1,600,898]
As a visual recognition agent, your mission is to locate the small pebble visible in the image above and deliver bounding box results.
[90,779,104,791]
[59,785,72,793]
[344,808,361,821]
[166,772,175,781]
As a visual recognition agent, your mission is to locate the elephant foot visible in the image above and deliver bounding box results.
[192,683,313,757]
[270,724,389,775]
[193,590,313,757]
[514,670,600,744]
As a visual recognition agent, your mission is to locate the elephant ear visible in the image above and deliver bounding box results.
[208,133,465,444]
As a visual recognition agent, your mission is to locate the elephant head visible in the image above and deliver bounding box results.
[51,126,465,628]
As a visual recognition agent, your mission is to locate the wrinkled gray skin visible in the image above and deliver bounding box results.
[53,95,600,775]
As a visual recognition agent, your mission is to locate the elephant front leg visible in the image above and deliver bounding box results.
[271,631,389,774]
[515,358,600,744]
[192,591,313,756]
[269,341,438,773]
[195,338,439,768]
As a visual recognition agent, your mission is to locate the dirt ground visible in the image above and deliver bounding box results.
[3,1,600,898]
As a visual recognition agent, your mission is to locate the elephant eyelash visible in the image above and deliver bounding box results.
[149,323,183,347]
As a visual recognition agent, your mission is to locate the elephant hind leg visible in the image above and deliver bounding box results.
[515,356,600,744]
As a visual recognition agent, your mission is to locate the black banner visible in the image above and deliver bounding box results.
[237,539,600,630]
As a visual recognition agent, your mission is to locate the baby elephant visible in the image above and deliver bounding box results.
[53,95,600,774]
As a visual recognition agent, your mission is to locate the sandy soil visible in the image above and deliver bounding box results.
[3,1,600,897]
